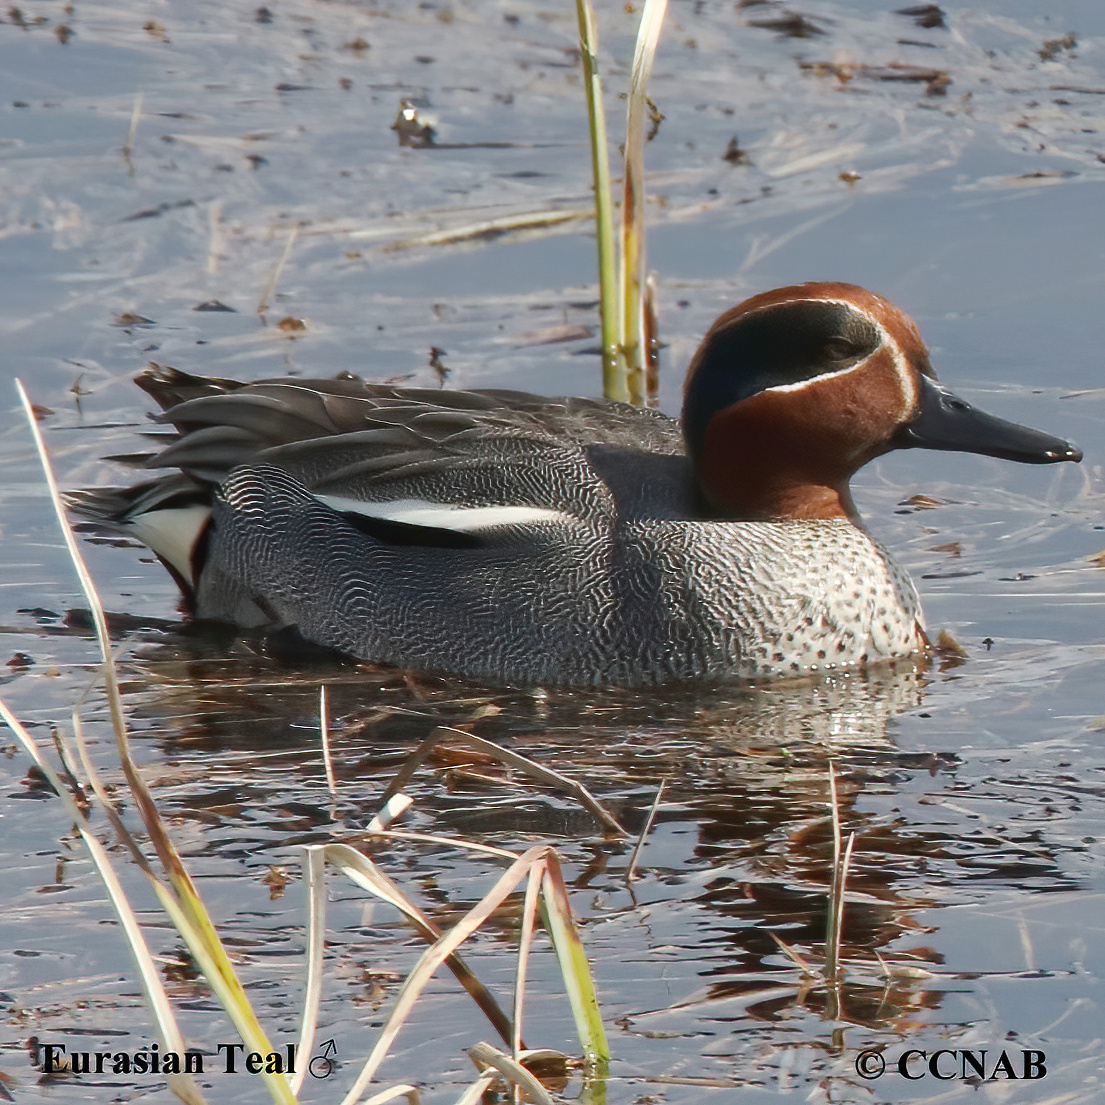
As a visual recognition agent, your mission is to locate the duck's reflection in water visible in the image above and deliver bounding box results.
[113,643,1067,1047]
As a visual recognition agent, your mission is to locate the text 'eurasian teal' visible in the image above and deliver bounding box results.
[72,282,1081,687]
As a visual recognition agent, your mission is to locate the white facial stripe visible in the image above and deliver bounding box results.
[762,359,867,394]
[316,494,567,533]
[748,295,918,416]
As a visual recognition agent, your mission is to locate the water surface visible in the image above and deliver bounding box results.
[1,1,1103,1101]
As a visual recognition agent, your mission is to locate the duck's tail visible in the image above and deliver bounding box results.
[135,363,245,410]
[67,475,212,599]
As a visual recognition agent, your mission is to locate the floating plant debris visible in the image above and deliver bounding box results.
[1040,33,1077,61]
[747,9,826,38]
[896,4,946,30]
[801,59,951,95]
[392,98,437,147]
[112,312,155,329]
[723,135,749,164]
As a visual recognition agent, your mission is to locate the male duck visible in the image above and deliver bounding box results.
[74,282,1081,687]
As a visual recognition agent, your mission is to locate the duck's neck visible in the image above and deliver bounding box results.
[690,400,862,524]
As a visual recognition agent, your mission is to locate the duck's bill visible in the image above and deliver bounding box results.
[893,376,1082,464]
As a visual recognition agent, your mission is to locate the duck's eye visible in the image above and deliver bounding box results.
[823,338,860,361]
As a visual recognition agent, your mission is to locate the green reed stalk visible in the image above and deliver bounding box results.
[576,0,666,405]
[575,0,628,403]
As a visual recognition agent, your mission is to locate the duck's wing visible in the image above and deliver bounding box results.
[133,366,690,519]
[71,369,696,597]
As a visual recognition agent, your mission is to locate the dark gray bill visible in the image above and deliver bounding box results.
[893,376,1082,464]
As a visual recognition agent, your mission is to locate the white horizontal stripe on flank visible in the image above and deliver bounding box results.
[316,494,568,532]
[128,505,212,585]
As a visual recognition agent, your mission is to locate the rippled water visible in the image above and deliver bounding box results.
[2,0,1104,1102]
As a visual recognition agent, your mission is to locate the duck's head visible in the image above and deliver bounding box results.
[682,282,1082,521]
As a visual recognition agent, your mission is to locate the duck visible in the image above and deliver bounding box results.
[72,282,1081,688]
